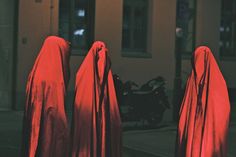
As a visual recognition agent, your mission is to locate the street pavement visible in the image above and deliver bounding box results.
[0,104,236,157]
[123,103,236,157]
[123,123,236,157]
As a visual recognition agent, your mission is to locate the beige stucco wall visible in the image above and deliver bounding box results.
[16,0,236,109]
[93,0,176,89]
[16,0,176,90]
[16,0,176,109]
[17,0,59,90]
[16,0,59,108]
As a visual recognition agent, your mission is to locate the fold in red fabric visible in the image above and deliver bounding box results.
[21,36,70,157]
[70,41,122,157]
[176,46,230,157]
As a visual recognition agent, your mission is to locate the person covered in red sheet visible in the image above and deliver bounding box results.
[21,36,71,157]
[70,41,122,157]
[176,46,230,157]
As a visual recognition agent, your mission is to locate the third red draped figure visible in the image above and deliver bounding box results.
[176,46,230,157]
[70,41,122,157]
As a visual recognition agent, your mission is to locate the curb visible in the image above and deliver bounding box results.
[123,125,177,135]
[123,145,164,157]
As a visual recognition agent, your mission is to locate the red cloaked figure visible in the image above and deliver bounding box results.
[70,41,122,157]
[21,36,70,157]
[176,46,230,157]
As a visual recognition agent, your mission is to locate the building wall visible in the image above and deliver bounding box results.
[16,0,59,109]
[0,0,16,110]
[15,0,236,110]
[69,0,176,90]
[16,0,177,110]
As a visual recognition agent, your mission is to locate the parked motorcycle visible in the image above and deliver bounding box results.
[113,75,170,126]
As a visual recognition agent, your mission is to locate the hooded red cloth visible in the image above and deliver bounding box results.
[21,36,70,157]
[176,46,230,157]
[70,41,122,157]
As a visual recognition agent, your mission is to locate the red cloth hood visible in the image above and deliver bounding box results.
[27,36,70,89]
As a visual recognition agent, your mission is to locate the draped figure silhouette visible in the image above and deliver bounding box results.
[176,46,230,157]
[70,41,122,157]
[21,36,70,157]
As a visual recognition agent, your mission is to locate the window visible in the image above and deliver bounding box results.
[59,0,95,54]
[176,0,196,55]
[122,0,149,55]
[219,0,236,58]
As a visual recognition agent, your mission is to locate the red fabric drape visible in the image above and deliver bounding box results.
[70,41,122,157]
[176,46,230,157]
[21,36,70,157]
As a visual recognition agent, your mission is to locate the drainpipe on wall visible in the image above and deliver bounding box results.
[172,27,183,122]
[49,0,54,35]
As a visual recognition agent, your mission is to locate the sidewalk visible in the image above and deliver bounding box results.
[123,124,176,157]
[0,109,236,157]
[123,123,236,157]
[123,103,236,157]
[0,111,22,157]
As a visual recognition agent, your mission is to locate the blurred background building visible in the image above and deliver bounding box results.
[0,0,236,121]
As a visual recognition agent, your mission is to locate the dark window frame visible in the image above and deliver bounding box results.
[219,0,236,60]
[121,0,151,58]
[59,0,95,56]
[176,0,197,57]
